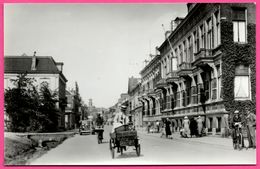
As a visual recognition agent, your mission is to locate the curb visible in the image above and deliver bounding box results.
[137,130,233,149]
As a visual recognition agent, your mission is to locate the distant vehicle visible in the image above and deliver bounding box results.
[79,119,95,135]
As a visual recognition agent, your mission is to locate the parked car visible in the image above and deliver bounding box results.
[79,119,95,135]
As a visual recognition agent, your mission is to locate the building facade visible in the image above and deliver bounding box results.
[138,3,255,135]
[4,54,68,129]
[139,54,163,127]
[127,77,142,127]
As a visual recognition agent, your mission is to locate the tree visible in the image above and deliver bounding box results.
[5,73,39,132]
[38,82,59,132]
[74,82,82,126]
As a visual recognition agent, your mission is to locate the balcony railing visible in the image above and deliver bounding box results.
[179,62,192,70]
[166,71,178,83]
[155,78,167,88]
[166,71,178,78]
[194,48,212,61]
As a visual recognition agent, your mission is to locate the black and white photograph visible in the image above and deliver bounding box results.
[4,3,256,165]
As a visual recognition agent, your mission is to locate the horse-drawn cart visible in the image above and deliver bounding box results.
[109,124,140,159]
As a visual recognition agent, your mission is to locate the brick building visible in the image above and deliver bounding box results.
[138,3,255,135]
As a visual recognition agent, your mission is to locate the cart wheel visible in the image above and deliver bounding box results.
[120,147,123,155]
[136,144,141,156]
[111,148,115,159]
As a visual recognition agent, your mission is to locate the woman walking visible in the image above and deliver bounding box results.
[165,118,172,138]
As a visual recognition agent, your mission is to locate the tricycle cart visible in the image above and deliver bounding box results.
[109,124,140,159]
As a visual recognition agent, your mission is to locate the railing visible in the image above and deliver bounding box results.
[179,62,192,70]
[194,48,212,61]
[155,78,166,87]
[166,71,178,79]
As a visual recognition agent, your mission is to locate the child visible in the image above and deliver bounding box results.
[160,125,166,138]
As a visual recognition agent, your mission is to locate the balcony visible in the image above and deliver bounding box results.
[166,71,178,84]
[193,48,213,67]
[177,62,192,77]
[155,78,167,89]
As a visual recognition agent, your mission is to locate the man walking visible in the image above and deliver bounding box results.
[245,110,256,148]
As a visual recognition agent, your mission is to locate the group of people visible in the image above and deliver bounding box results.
[230,110,256,149]
[96,104,256,150]
[180,116,204,138]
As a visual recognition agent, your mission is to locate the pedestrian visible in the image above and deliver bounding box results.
[165,118,172,138]
[147,122,151,133]
[197,116,203,137]
[245,110,256,148]
[160,123,166,138]
[190,117,198,138]
[156,120,160,133]
[183,116,190,138]
[230,110,242,148]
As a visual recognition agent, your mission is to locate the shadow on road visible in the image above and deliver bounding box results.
[115,151,143,159]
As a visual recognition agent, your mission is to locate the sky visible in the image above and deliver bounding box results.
[4,3,187,108]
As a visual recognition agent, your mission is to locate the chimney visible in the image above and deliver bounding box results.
[155,46,160,55]
[174,17,184,27]
[170,20,176,31]
[187,3,196,13]
[165,30,172,39]
[31,51,37,71]
[56,62,64,72]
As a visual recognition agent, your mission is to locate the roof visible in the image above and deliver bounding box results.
[4,55,68,82]
[158,4,200,53]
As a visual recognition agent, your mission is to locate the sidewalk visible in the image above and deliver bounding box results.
[136,127,233,148]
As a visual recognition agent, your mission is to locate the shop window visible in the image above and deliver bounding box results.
[234,65,250,100]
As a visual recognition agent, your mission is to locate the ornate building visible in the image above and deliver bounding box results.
[138,3,255,135]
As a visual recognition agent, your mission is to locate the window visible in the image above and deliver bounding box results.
[167,55,170,73]
[207,18,213,49]
[164,58,167,77]
[200,24,206,49]
[175,48,179,66]
[39,78,50,88]
[232,8,246,43]
[213,10,221,47]
[171,57,177,71]
[183,41,187,63]
[185,79,192,105]
[194,30,199,53]
[216,65,223,99]
[192,75,198,104]
[234,65,250,100]
[201,72,211,101]
[179,45,183,64]
[4,78,8,89]
[188,36,193,62]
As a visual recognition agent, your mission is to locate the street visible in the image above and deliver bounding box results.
[29,125,256,165]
